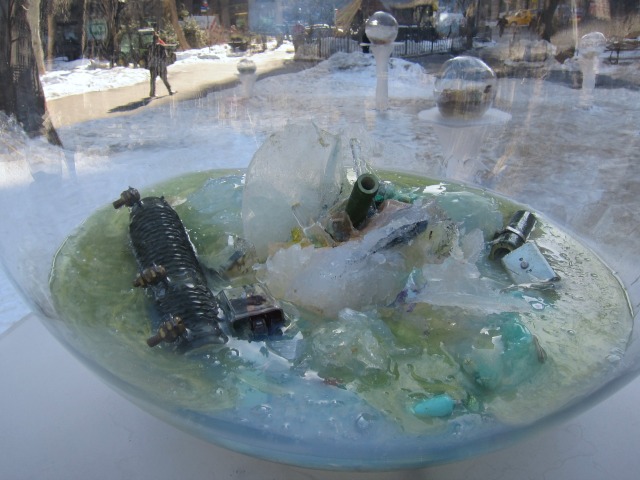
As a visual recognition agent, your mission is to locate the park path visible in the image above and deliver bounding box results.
[46,51,310,128]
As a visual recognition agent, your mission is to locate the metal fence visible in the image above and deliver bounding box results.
[392,37,466,57]
[295,36,465,60]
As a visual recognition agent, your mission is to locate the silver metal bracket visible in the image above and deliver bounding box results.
[501,242,560,286]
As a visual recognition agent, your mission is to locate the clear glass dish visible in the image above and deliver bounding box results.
[1,3,638,471]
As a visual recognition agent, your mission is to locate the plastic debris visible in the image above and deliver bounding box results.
[412,394,456,418]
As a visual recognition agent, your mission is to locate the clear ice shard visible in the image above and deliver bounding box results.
[259,200,455,316]
[310,308,397,378]
[242,122,346,260]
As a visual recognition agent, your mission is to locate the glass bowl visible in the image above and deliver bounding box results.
[1,5,639,471]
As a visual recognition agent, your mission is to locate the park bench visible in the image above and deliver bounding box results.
[605,38,640,64]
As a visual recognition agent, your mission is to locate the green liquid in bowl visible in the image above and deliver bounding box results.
[49,169,633,469]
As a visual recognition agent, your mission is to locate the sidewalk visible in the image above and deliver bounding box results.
[46,53,311,128]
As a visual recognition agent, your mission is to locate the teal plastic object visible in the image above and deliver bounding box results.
[413,394,456,418]
[345,173,380,229]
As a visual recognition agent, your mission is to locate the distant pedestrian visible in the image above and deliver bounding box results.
[530,12,543,36]
[497,16,507,38]
[361,31,370,54]
[292,22,305,53]
[148,31,174,97]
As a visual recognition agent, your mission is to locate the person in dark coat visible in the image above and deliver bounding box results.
[497,16,508,38]
[148,31,174,97]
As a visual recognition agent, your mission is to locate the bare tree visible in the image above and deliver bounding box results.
[92,0,127,65]
[217,0,230,28]
[90,0,190,64]
[41,0,72,63]
[0,0,61,145]
[538,0,560,42]
[80,0,88,57]
[164,0,190,50]
[25,0,47,73]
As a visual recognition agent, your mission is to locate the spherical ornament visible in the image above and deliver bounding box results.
[365,11,399,45]
[434,56,497,120]
[237,58,257,74]
[579,32,607,58]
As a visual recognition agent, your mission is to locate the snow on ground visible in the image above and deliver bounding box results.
[41,40,293,100]
[2,40,640,335]
[42,59,149,100]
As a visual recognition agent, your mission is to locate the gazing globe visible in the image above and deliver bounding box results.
[237,58,257,74]
[434,56,497,120]
[365,11,399,44]
[579,31,607,58]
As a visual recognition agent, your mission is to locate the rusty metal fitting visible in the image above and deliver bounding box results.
[133,264,167,287]
[146,315,186,347]
[113,187,141,209]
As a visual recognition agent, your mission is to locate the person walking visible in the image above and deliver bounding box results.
[497,16,507,38]
[148,31,174,97]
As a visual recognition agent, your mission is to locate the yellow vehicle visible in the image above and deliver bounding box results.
[505,9,534,27]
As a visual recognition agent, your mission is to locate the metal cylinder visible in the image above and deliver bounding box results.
[345,173,380,229]
[112,187,140,209]
[490,210,536,260]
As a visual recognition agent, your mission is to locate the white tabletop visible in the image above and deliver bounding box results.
[1,314,639,480]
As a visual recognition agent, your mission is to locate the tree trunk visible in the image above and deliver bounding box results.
[26,0,46,74]
[80,0,87,59]
[0,0,61,146]
[0,0,13,115]
[47,10,55,61]
[540,0,560,42]
[218,0,230,28]
[165,0,190,50]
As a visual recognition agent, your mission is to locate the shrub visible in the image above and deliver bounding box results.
[182,17,208,49]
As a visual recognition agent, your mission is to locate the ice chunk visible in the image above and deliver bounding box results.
[309,309,396,380]
[356,200,431,255]
[418,257,510,313]
[187,175,244,233]
[415,228,526,314]
[259,201,441,316]
[185,175,256,279]
[242,123,347,260]
[260,241,408,317]
[434,191,503,239]
[444,313,543,391]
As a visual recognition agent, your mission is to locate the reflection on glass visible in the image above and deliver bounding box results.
[434,56,497,119]
[1,0,639,471]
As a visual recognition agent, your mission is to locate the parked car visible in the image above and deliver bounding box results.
[505,9,534,27]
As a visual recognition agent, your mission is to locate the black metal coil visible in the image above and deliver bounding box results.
[130,198,207,282]
[128,196,227,349]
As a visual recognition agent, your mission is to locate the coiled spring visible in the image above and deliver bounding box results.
[114,188,227,350]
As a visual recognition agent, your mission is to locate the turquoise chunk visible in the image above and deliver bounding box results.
[452,313,542,391]
[412,394,455,418]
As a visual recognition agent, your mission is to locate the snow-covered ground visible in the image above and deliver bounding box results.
[41,41,292,100]
[1,39,639,336]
